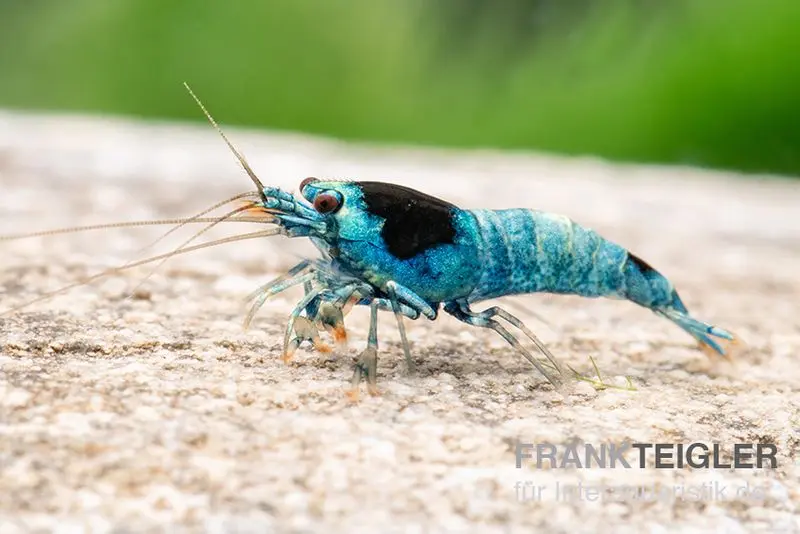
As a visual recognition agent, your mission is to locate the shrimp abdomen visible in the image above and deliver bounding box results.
[465,208,736,355]
[467,208,631,301]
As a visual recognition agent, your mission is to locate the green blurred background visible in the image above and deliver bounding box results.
[1,0,798,175]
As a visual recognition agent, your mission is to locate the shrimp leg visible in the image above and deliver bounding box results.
[348,300,380,400]
[444,301,564,388]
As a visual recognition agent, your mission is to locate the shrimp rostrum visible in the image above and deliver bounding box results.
[254,176,737,396]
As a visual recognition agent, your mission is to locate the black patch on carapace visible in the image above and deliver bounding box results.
[357,181,458,260]
[628,252,657,277]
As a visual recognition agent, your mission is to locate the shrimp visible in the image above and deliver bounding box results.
[255,178,737,397]
[1,84,737,399]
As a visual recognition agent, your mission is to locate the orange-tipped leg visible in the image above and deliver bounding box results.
[346,301,380,401]
[318,303,349,351]
[326,324,348,351]
[282,316,333,363]
[347,346,380,401]
[282,338,301,364]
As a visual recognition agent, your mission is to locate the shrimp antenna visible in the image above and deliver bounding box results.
[0,229,282,317]
[0,191,264,242]
[183,82,266,195]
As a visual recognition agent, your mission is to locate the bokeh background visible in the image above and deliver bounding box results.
[1,0,798,176]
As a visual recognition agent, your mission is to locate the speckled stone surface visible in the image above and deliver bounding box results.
[0,111,798,533]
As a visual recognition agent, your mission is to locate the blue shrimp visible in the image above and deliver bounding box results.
[174,84,736,397]
[2,86,733,400]
[248,178,736,396]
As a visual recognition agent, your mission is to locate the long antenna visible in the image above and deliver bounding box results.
[183,82,266,194]
[0,191,263,242]
[1,229,282,317]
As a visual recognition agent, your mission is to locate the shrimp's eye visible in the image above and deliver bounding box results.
[300,177,319,192]
[313,193,341,214]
